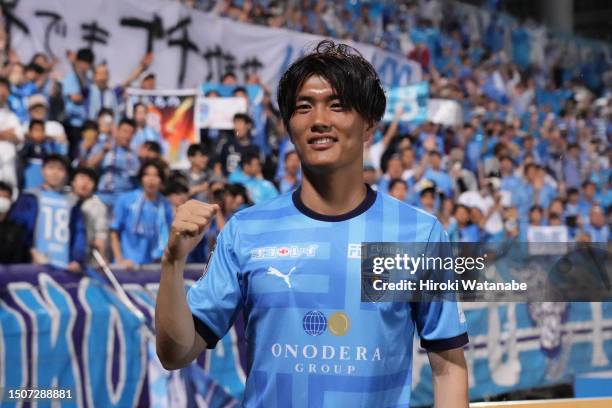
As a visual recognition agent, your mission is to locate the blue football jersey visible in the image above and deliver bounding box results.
[188,186,468,407]
[32,189,78,268]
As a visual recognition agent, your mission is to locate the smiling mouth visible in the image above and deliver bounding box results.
[308,136,338,145]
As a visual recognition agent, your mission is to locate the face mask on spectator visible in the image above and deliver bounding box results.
[0,197,11,214]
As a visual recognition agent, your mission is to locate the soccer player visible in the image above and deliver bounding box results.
[156,41,469,407]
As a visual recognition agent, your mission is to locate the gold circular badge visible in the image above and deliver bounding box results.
[328,312,350,336]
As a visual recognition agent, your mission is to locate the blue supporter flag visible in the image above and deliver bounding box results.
[383,82,429,123]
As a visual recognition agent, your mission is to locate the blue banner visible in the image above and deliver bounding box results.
[2,265,611,407]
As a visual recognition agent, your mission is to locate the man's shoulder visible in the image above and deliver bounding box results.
[378,192,440,231]
[231,192,294,223]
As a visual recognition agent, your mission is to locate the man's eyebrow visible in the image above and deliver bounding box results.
[295,94,342,102]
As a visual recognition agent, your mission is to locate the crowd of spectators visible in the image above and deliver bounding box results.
[0,0,609,270]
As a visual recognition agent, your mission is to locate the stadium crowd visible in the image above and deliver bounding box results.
[0,0,609,270]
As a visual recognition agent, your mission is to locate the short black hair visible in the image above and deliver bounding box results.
[222,72,237,82]
[233,86,248,96]
[133,102,147,112]
[0,77,9,89]
[233,113,253,125]
[240,151,260,168]
[141,141,161,154]
[277,40,386,130]
[118,117,137,129]
[389,178,407,191]
[82,120,99,132]
[76,48,95,64]
[138,159,167,184]
[43,154,70,171]
[164,177,189,196]
[0,181,13,195]
[187,143,208,157]
[98,107,114,118]
[284,150,298,162]
[72,166,99,188]
[29,119,45,131]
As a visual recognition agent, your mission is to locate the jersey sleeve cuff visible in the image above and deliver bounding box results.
[421,332,469,351]
[192,314,220,349]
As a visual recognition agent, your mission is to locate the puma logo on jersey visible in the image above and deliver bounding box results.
[267,266,297,288]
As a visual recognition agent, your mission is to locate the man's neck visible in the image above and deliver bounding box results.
[43,183,62,192]
[144,190,157,201]
[299,165,367,216]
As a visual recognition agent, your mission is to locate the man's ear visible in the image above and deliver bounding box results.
[363,121,377,144]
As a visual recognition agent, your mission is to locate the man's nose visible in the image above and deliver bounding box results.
[311,105,331,133]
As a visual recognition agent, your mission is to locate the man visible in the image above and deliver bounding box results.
[63,48,94,160]
[216,113,260,175]
[0,181,29,263]
[71,167,108,264]
[9,154,86,272]
[156,41,468,407]
[130,102,164,152]
[110,159,173,268]
[233,152,279,204]
[88,117,140,207]
[181,143,214,202]
[0,77,24,194]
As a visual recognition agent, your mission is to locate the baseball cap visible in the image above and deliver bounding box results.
[28,94,48,110]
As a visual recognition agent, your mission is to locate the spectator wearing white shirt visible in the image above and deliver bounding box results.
[0,77,24,196]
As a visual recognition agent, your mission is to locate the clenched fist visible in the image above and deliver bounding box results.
[165,200,219,262]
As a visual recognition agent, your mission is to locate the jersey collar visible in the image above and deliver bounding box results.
[292,184,377,222]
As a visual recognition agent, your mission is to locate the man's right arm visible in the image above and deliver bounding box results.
[155,200,219,370]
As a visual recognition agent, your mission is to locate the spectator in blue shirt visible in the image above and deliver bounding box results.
[19,120,65,189]
[63,48,95,160]
[130,102,165,153]
[238,152,278,204]
[9,154,86,271]
[110,159,173,268]
[278,150,301,194]
[88,117,140,208]
[423,150,454,197]
[584,205,609,242]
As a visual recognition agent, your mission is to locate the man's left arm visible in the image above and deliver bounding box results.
[428,347,468,408]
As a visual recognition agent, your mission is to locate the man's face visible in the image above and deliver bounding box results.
[420,191,434,209]
[29,125,45,143]
[43,162,67,189]
[584,184,596,199]
[141,166,162,195]
[116,123,135,147]
[29,105,47,121]
[168,192,189,209]
[429,153,441,169]
[387,158,402,178]
[71,174,95,199]
[141,77,155,90]
[590,207,605,228]
[75,60,91,76]
[288,75,373,173]
[189,152,208,170]
[244,158,261,177]
[401,149,414,168]
[233,118,251,139]
[134,105,147,126]
[389,182,407,201]
[98,114,113,134]
[94,65,109,88]
[0,84,9,104]
[285,152,300,176]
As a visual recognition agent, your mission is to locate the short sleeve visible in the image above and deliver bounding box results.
[63,72,79,96]
[109,194,128,232]
[187,218,243,349]
[413,221,469,351]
